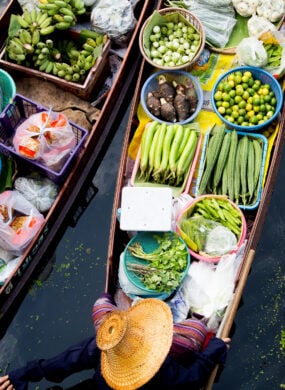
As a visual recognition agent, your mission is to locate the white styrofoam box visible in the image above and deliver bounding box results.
[120,186,173,231]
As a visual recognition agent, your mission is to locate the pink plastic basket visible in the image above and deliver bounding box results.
[0,94,88,183]
[175,194,247,263]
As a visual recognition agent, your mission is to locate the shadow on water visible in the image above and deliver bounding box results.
[0,113,285,388]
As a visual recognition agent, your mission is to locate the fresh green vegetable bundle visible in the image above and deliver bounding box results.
[126,232,188,293]
[139,120,199,187]
[197,125,265,206]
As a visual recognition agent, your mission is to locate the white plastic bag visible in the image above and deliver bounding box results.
[13,111,76,172]
[0,190,45,255]
[90,0,137,46]
[14,175,59,213]
[247,14,277,37]
[236,36,268,67]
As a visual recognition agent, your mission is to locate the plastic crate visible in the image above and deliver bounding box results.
[195,129,268,210]
[0,94,88,183]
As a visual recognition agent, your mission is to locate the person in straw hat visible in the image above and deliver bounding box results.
[0,292,230,390]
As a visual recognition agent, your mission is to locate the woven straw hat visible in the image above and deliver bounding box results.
[96,298,173,390]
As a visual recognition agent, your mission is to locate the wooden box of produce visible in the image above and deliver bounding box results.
[130,121,202,198]
[195,124,268,210]
[0,25,110,101]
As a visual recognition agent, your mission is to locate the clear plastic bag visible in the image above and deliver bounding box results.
[247,14,277,37]
[236,36,268,67]
[90,0,137,46]
[14,175,59,213]
[183,0,237,48]
[0,190,45,255]
[13,110,76,172]
[177,215,237,257]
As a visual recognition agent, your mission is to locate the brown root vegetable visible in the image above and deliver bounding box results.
[157,75,176,102]
[184,78,198,113]
[146,92,161,117]
[174,84,190,121]
[160,98,176,122]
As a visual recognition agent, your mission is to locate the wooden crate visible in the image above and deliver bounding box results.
[0,29,111,101]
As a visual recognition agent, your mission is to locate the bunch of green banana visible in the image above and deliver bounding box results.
[31,33,104,82]
[16,9,55,36]
[37,0,86,30]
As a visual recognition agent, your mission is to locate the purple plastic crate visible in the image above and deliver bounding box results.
[0,94,88,183]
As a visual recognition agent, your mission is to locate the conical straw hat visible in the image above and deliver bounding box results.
[96,298,173,390]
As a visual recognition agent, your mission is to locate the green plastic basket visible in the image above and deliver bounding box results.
[123,231,190,300]
[0,69,16,113]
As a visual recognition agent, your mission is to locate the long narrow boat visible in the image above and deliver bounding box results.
[0,0,158,324]
[104,2,285,388]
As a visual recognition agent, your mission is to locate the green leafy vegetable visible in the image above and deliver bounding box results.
[127,232,188,293]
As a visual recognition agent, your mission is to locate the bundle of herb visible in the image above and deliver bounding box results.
[126,232,188,293]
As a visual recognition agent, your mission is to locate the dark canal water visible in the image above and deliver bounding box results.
[1,103,285,389]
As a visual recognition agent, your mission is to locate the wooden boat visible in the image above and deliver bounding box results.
[0,0,158,324]
[104,1,285,388]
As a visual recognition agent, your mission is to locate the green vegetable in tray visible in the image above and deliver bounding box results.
[139,121,199,187]
[127,232,188,293]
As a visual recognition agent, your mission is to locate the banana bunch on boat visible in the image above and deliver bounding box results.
[6,9,56,63]
[37,0,86,29]
[139,121,199,187]
[31,32,106,81]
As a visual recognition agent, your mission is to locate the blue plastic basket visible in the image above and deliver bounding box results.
[0,94,88,183]
[141,69,203,125]
[195,128,268,210]
[211,66,283,132]
[123,231,190,300]
[0,69,16,113]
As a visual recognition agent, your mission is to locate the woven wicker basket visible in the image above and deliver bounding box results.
[139,7,205,70]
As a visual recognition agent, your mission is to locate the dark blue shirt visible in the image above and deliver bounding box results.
[8,334,227,389]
